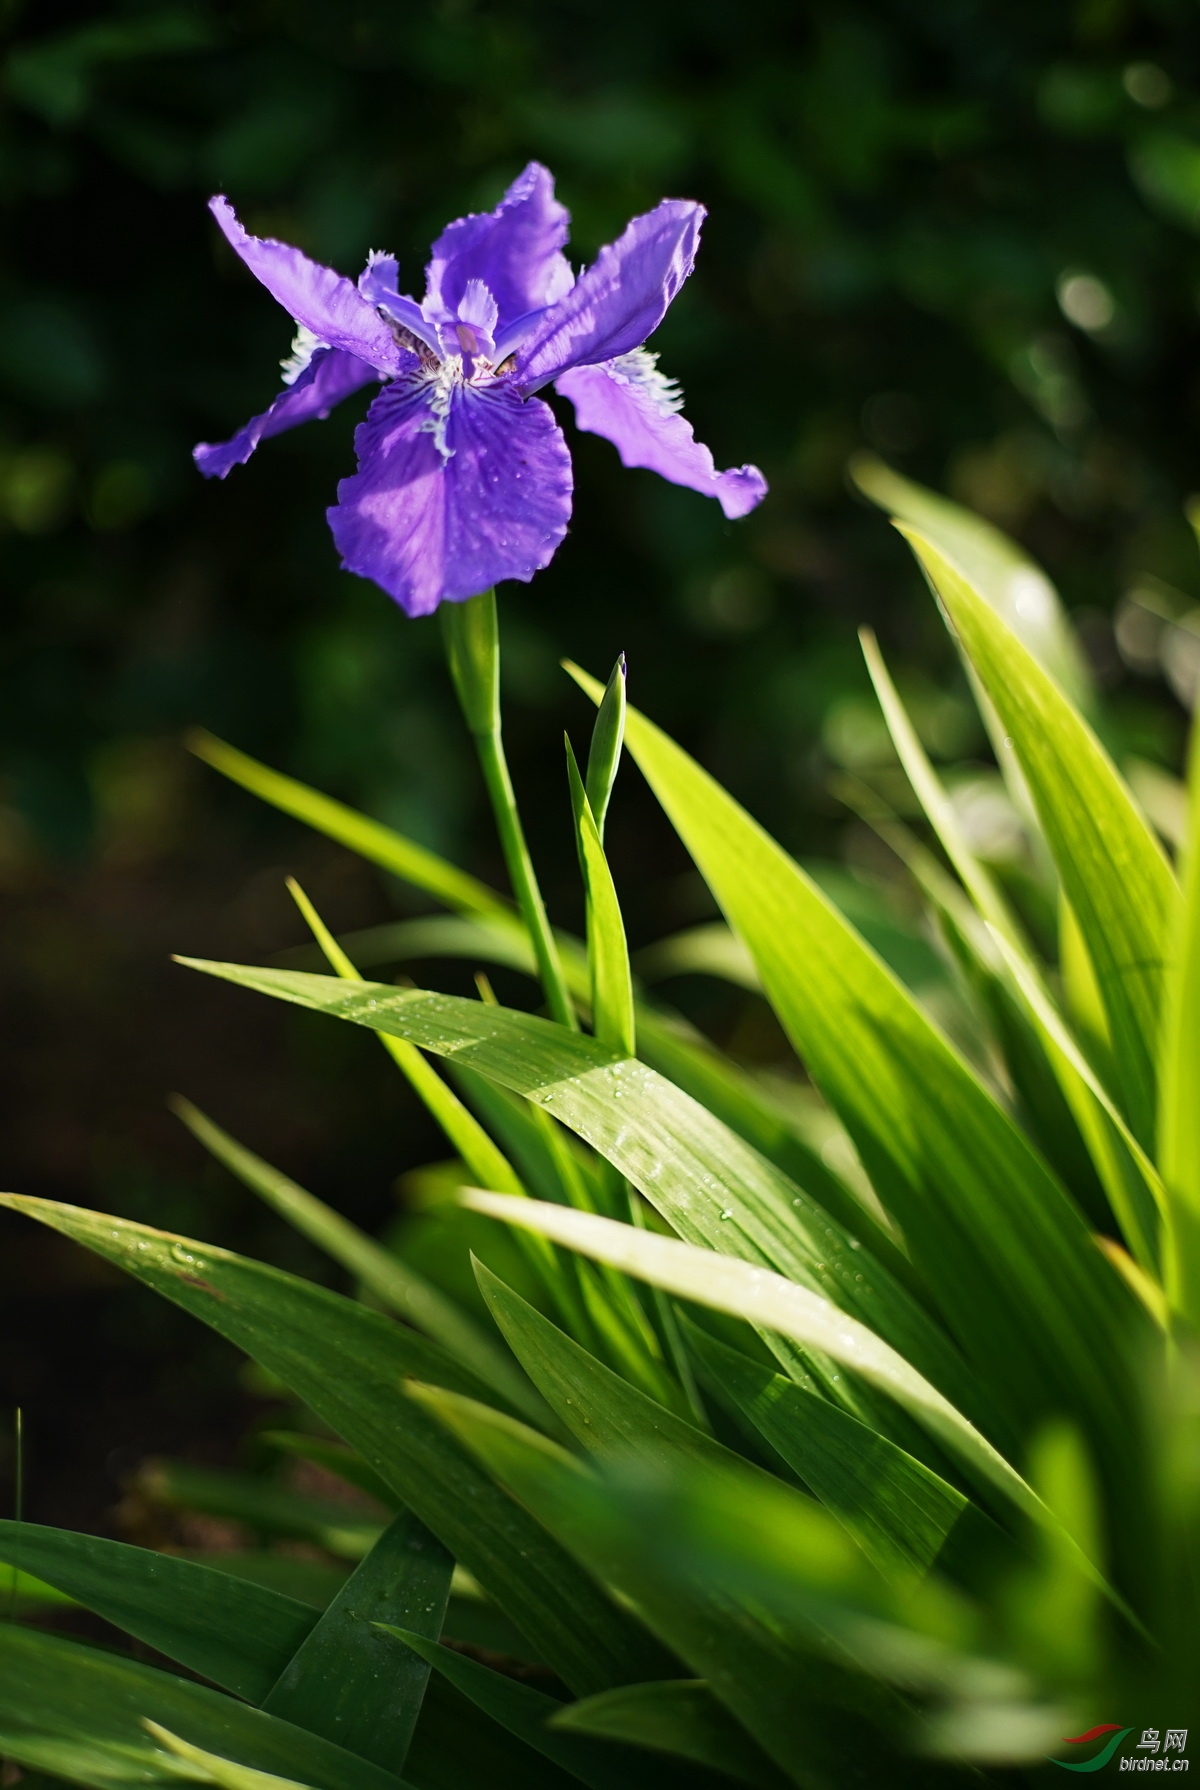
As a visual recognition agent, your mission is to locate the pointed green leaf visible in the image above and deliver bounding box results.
[566,738,634,1057]
[631,1007,908,1285]
[383,1627,684,1790]
[563,664,1149,1507]
[409,1386,925,1789]
[284,879,527,1201]
[141,1723,320,1790]
[680,1322,1000,1583]
[172,1097,541,1422]
[263,1514,451,1769]
[1160,717,1200,1324]
[551,1681,789,1790]
[190,727,879,1263]
[0,1195,666,1698]
[0,1522,314,1701]
[476,1261,789,1507]
[462,1191,1040,1529]
[171,963,994,1463]
[902,526,1178,1152]
[861,629,1163,1271]
[584,653,626,841]
[0,1624,408,1790]
[188,730,510,924]
[849,453,1093,710]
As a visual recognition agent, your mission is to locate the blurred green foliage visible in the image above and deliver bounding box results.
[5,0,1200,875]
[7,0,1200,1533]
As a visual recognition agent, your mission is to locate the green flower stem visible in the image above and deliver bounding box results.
[442,591,577,1030]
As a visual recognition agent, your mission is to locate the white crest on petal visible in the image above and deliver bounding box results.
[458,279,499,336]
[417,360,461,464]
[608,348,685,416]
[280,323,328,386]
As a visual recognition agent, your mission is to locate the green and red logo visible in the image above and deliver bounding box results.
[1048,1726,1190,1771]
[1049,1727,1134,1773]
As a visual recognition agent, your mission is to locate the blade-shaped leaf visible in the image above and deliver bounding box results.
[631,1007,909,1285]
[188,730,511,924]
[680,1321,1003,1583]
[408,1386,927,1789]
[281,897,904,1278]
[0,1195,667,1698]
[564,663,1150,1529]
[566,738,634,1057]
[861,628,1163,1271]
[849,453,1094,710]
[475,1261,811,1520]
[551,1681,790,1790]
[0,1521,314,1701]
[901,527,1178,1152]
[0,1623,408,1790]
[141,1723,316,1790]
[284,879,527,1201]
[1160,717,1200,1325]
[405,1672,580,1790]
[383,1627,694,1790]
[188,733,906,1286]
[172,1097,542,1423]
[192,724,891,1264]
[263,1513,452,1769]
[171,962,996,1465]
[461,1191,1040,1531]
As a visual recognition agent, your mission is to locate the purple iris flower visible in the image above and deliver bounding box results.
[195,163,767,617]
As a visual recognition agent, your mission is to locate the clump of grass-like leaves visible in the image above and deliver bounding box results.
[1,462,1197,1785]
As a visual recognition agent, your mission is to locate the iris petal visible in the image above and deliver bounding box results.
[327,374,573,616]
[556,354,767,519]
[423,162,573,332]
[513,200,703,395]
[357,254,440,353]
[194,348,381,479]
[209,197,410,376]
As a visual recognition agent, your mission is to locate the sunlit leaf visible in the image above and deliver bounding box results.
[1160,717,1200,1325]
[902,526,1177,1154]
[860,630,1163,1272]
[460,1191,1041,1530]
[409,1385,928,1787]
[680,1320,1005,1583]
[849,454,1093,711]
[187,730,510,924]
[564,663,1150,1545]
[0,1194,666,1697]
[171,961,993,1466]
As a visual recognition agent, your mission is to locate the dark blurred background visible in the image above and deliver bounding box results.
[4,0,1200,1537]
